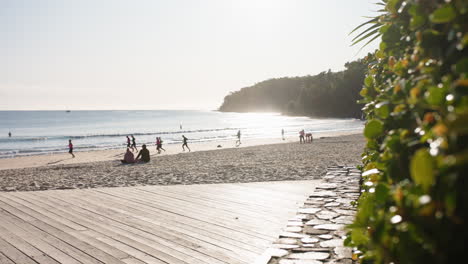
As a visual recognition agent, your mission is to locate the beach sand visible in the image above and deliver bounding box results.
[0,132,365,192]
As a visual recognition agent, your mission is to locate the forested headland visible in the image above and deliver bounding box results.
[218,59,367,118]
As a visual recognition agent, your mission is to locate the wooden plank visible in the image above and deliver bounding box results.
[0,237,37,264]
[0,180,320,264]
[91,188,278,239]
[40,190,258,262]
[122,187,285,224]
[0,223,61,264]
[23,191,234,264]
[95,188,281,237]
[121,257,147,264]
[68,189,273,245]
[0,252,15,264]
[20,193,227,264]
[0,211,82,264]
[36,190,260,258]
[0,195,125,264]
[31,193,248,264]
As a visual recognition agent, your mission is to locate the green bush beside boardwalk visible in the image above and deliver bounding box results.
[346,0,468,263]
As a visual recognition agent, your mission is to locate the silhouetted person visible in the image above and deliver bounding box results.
[281,129,285,140]
[131,135,138,152]
[182,135,191,152]
[68,139,75,158]
[121,148,136,164]
[236,130,241,147]
[299,130,305,144]
[156,137,165,154]
[126,136,131,148]
[8,131,11,137]
[136,144,150,162]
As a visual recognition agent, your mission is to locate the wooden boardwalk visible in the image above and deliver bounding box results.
[0,180,320,264]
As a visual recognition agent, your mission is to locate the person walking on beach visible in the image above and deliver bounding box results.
[281,129,285,140]
[156,137,166,154]
[235,130,241,147]
[68,139,75,158]
[136,144,150,162]
[131,135,138,152]
[299,130,305,144]
[182,135,191,152]
[126,136,131,148]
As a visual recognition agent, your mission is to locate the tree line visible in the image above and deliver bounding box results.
[218,59,367,118]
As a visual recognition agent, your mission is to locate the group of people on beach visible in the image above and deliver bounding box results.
[65,128,309,163]
[299,129,313,143]
[120,134,191,164]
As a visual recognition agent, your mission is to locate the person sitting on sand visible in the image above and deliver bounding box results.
[135,144,150,162]
[121,148,136,164]
[68,139,75,158]
[182,135,191,152]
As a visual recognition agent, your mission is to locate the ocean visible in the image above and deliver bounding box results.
[0,110,363,158]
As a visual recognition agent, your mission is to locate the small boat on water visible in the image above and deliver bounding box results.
[66,110,71,113]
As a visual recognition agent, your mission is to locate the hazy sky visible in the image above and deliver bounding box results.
[1,0,379,110]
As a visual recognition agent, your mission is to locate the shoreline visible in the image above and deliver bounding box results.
[0,129,362,171]
[0,133,365,192]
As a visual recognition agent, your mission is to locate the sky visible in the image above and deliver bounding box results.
[0,0,380,110]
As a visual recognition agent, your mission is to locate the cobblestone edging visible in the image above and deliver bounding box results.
[256,165,361,264]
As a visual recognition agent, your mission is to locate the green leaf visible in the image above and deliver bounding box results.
[410,149,435,191]
[364,119,384,139]
[387,0,401,14]
[375,183,390,203]
[349,17,379,35]
[351,23,381,42]
[425,86,445,105]
[455,58,468,74]
[410,15,425,30]
[430,4,456,24]
[375,102,390,118]
[364,75,374,87]
[351,28,381,46]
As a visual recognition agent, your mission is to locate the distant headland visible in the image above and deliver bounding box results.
[218,59,367,118]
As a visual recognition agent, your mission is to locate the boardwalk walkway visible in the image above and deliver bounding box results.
[0,180,320,264]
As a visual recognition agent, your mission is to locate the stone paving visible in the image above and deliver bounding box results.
[257,165,361,264]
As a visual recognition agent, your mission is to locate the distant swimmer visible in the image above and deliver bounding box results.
[131,135,138,152]
[136,144,150,162]
[8,131,11,137]
[182,135,191,152]
[281,129,285,140]
[68,139,75,158]
[235,130,241,147]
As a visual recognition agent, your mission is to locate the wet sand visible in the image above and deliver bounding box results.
[0,133,365,192]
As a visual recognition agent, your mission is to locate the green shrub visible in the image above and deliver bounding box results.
[345,0,468,263]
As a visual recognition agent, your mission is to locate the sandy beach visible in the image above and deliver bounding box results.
[0,133,364,192]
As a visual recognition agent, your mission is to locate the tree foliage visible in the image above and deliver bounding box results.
[346,0,468,263]
[218,60,367,118]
